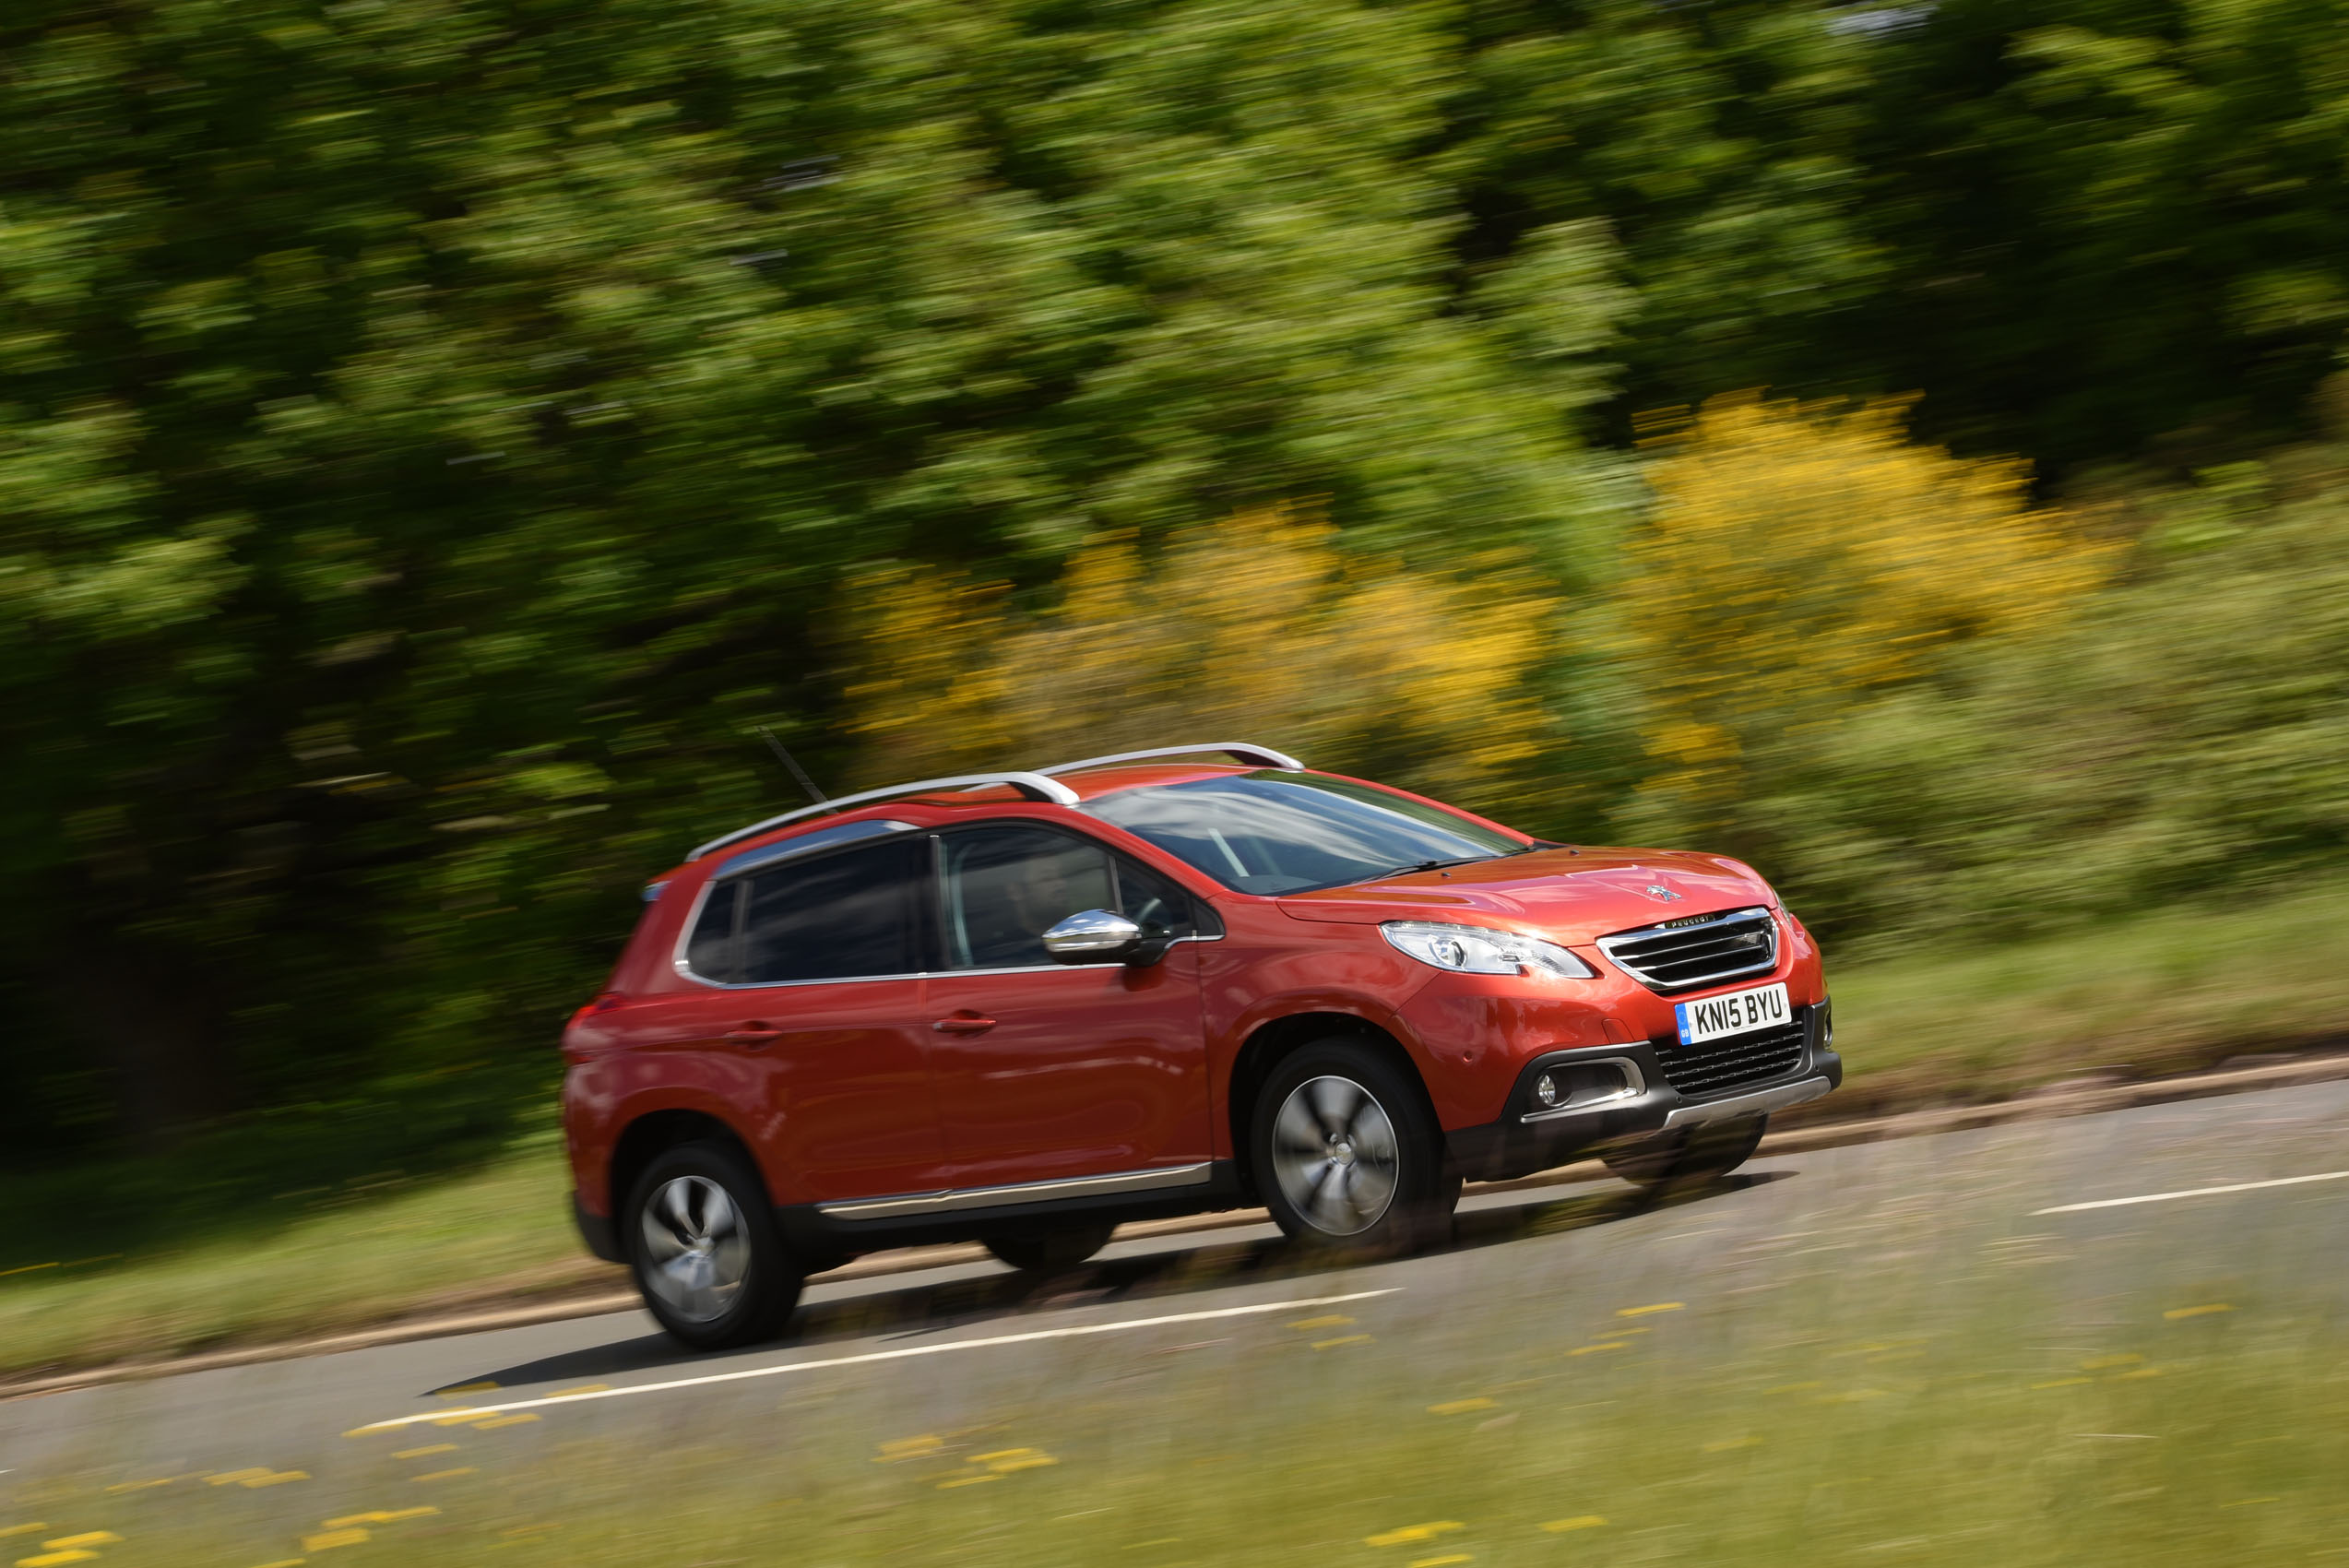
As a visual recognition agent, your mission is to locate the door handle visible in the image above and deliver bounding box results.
[931,1013,998,1034]
[725,1024,784,1046]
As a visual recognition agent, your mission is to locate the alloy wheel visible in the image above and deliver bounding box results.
[637,1173,750,1324]
[1269,1075,1401,1236]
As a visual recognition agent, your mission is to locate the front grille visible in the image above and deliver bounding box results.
[1596,906,1778,994]
[1655,1016,1807,1099]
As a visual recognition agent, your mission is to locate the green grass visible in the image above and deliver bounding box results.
[4,874,2346,1382]
[1825,874,2349,1115]
[0,1130,611,1380]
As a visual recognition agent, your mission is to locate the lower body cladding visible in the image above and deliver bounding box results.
[774,1160,1251,1260]
[1443,1002,1842,1183]
[570,1160,1248,1268]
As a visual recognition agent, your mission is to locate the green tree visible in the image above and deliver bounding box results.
[0,0,1626,1156]
[1442,0,2349,469]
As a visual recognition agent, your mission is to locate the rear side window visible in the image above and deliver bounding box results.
[939,825,1195,968]
[687,837,925,984]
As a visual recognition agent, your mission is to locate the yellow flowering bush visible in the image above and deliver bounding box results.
[844,507,1574,823]
[1620,393,2118,835]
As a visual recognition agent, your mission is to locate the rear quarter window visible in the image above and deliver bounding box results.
[684,836,926,984]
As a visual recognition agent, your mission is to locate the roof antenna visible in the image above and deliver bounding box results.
[755,725,831,810]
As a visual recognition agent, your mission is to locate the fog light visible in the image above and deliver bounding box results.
[1534,1073,1560,1108]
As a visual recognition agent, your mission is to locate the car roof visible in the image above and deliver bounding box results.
[662,761,1274,881]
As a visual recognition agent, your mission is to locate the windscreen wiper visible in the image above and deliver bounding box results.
[1380,855,1493,877]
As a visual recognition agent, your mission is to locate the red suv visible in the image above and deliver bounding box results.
[562,743,1837,1347]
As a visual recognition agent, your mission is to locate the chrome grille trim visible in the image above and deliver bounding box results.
[1596,905,1779,994]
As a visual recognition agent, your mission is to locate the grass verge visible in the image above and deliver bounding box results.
[0,1130,611,1380]
[1821,874,2349,1116]
[5,874,2347,1382]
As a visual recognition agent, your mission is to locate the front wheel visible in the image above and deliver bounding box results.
[1251,1039,1457,1253]
[625,1141,802,1350]
[1600,1113,1768,1190]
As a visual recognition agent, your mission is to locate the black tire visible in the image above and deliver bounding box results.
[624,1141,803,1350]
[1600,1113,1768,1190]
[1250,1038,1457,1253]
[982,1219,1119,1275]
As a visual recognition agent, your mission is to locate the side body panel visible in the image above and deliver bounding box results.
[922,944,1212,1189]
[564,848,948,1215]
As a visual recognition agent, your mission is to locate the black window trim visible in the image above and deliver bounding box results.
[671,817,1224,991]
[672,826,933,989]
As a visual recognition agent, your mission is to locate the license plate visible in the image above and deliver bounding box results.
[1674,981,1790,1046]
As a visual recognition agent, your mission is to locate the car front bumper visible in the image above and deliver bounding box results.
[1443,1004,1842,1182]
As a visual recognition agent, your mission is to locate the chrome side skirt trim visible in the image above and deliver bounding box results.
[1663,1075,1832,1130]
[816,1161,1216,1221]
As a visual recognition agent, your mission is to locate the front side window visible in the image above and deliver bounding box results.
[688,836,925,984]
[1085,770,1526,895]
[939,825,1194,968]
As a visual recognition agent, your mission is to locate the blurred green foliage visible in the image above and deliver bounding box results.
[3,0,2347,1168]
[1450,0,2349,469]
[1723,444,2349,947]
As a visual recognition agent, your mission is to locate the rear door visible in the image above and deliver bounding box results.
[664,833,945,1204]
[922,823,1213,1193]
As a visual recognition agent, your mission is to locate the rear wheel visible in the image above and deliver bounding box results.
[982,1219,1119,1275]
[625,1141,803,1350]
[1601,1113,1768,1190]
[1252,1039,1456,1253]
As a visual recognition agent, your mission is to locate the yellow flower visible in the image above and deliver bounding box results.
[300,1527,370,1551]
[875,1434,946,1463]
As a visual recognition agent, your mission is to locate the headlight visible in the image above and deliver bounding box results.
[1380,921,1596,979]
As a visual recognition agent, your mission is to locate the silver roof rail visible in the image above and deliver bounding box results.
[686,771,1080,861]
[1037,742,1304,776]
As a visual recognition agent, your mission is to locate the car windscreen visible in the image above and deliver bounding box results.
[1083,771,1526,894]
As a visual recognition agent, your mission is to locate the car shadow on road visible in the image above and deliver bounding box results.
[428,1169,1796,1396]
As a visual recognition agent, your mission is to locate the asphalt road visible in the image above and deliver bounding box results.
[6,1081,2349,1565]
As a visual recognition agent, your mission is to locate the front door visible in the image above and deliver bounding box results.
[659,832,943,1204]
[923,823,1213,1193]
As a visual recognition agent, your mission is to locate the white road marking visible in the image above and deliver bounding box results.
[351,1288,1401,1432]
[2035,1170,2349,1216]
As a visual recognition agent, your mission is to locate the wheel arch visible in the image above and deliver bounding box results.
[1226,1011,1441,1202]
[606,1108,764,1249]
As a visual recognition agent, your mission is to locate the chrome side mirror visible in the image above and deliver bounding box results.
[1042,909,1147,965]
